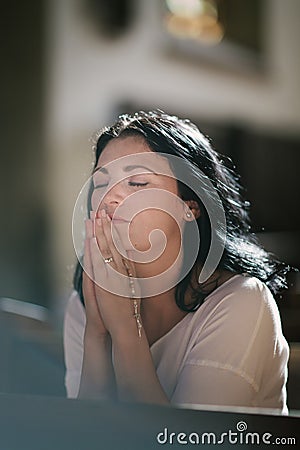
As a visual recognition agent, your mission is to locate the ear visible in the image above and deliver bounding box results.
[184,200,201,221]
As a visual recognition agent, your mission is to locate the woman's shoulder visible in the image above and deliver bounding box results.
[188,274,288,359]
[200,274,282,329]
[207,273,276,306]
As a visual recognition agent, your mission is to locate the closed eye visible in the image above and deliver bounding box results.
[128,182,149,187]
[93,181,149,189]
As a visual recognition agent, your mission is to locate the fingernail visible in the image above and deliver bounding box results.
[96,218,102,227]
[101,209,106,218]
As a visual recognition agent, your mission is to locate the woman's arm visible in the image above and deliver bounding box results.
[78,330,115,399]
[78,219,116,400]
[111,326,169,405]
[89,211,169,405]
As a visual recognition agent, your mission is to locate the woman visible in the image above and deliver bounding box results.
[64,110,290,412]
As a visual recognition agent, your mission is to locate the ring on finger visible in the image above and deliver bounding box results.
[104,256,114,264]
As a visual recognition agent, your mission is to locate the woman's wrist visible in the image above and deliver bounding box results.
[108,314,144,344]
[79,326,115,400]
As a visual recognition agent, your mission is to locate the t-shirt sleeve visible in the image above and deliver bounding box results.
[171,280,289,410]
[63,291,86,398]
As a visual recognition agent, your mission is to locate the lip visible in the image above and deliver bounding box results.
[95,211,129,222]
[109,214,130,223]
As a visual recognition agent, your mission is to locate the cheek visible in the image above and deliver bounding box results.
[128,210,181,251]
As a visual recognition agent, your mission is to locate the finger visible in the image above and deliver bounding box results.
[85,218,94,239]
[82,272,96,308]
[83,221,99,306]
[89,211,97,237]
[82,239,100,317]
[83,221,94,275]
[89,236,107,285]
[94,215,114,262]
[107,225,140,297]
[83,273,104,324]
[110,224,136,276]
[87,236,114,310]
[97,214,124,268]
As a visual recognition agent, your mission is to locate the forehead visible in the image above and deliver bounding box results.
[98,136,152,165]
[96,136,173,175]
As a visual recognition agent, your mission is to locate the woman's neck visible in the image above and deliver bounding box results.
[140,268,236,346]
[141,288,188,347]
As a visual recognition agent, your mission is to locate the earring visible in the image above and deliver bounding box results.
[186,211,192,218]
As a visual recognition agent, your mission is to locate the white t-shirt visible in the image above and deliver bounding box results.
[63,274,289,413]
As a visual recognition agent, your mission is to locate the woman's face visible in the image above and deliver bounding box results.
[91,136,187,277]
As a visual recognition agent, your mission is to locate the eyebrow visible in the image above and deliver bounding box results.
[93,164,157,175]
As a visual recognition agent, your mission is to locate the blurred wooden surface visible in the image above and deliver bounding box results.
[0,393,299,450]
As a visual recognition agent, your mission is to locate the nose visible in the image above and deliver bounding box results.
[100,180,128,211]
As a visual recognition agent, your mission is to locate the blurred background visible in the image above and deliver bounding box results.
[1,0,300,408]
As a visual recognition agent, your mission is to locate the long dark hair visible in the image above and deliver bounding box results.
[74,110,292,311]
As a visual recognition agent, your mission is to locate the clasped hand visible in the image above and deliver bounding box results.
[83,209,141,339]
